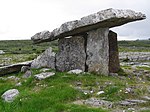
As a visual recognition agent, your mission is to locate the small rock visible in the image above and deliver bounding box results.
[15,82,22,86]
[119,99,147,106]
[142,96,150,100]
[126,99,147,103]
[21,66,30,73]
[125,87,134,93]
[75,81,82,86]
[1,89,19,102]
[109,73,118,77]
[40,68,51,72]
[119,101,136,106]
[34,72,55,80]
[22,70,32,78]
[7,76,16,80]
[68,69,83,74]
[73,100,84,105]
[0,50,5,54]
[97,91,105,95]
[128,108,135,111]
[84,98,113,108]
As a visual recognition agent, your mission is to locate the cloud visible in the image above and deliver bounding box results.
[0,0,149,40]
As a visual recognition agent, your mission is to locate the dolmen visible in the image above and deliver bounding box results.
[31,8,146,75]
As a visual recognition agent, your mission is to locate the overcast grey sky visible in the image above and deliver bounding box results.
[0,0,149,40]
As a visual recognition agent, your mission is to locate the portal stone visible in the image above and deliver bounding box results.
[86,28,109,75]
[108,31,120,73]
[56,36,86,72]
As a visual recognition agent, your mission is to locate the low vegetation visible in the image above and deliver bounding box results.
[0,68,150,112]
[118,40,150,52]
[0,39,150,111]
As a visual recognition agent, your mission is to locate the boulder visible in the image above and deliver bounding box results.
[31,8,145,43]
[86,28,109,75]
[108,30,120,73]
[34,72,55,80]
[31,47,55,69]
[56,36,86,72]
[1,89,19,102]
[0,61,32,76]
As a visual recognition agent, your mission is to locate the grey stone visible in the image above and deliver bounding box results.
[22,70,32,78]
[31,47,56,69]
[126,99,147,103]
[109,73,119,77]
[34,72,55,80]
[56,36,86,72]
[108,31,120,73]
[119,99,147,106]
[0,61,32,76]
[0,50,5,54]
[97,91,105,95]
[84,98,113,108]
[31,8,145,43]
[21,66,30,73]
[86,28,109,75]
[1,89,19,102]
[119,101,136,106]
[68,69,83,74]
[15,82,22,86]
[40,68,51,72]
[142,96,150,101]
[7,76,16,80]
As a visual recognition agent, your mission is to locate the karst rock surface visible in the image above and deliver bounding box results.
[31,8,145,43]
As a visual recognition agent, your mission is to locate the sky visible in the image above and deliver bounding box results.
[0,0,149,40]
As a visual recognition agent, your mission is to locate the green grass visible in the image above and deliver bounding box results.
[0,71,111,112]
[0,39,150,111]
[118,40,150,52]
[0,40,58,54]
[0,68,150,112]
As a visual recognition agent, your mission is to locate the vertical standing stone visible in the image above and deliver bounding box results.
[56,36,86,72]
[86,28,109,75]
[108,30,120,73]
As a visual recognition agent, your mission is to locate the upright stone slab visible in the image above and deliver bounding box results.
[31,47,55,69]
[108,31,120,73]
[56,36,86,72]
[86,28,109,75]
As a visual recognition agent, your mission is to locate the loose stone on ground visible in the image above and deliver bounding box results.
[1,89,19,102]
[34,72,55,80]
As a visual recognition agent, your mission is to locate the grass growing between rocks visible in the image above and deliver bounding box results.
[0,67,150,112]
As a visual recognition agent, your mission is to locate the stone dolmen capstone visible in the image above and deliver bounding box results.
[31,8,146,75]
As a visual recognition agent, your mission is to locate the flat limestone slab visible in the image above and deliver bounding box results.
[0,61,32,76]
[31,8,145,43]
